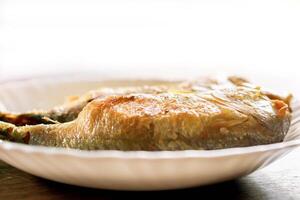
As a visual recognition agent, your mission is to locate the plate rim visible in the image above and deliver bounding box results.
[0,139,299,159]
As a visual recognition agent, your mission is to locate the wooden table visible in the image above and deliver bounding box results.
[0,148,299,200]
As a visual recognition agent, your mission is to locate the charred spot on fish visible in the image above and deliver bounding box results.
[0,127,17,142]
[23,132,30,144]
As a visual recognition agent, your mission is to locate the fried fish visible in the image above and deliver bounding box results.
[0,76,292,150]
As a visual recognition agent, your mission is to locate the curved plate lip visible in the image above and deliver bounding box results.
[0,72,299,160]
[0,139,299,159]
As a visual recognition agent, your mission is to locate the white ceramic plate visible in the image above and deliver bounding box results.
[0,74,299,191]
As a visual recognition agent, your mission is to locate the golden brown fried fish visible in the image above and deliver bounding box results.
[0,76,292,150]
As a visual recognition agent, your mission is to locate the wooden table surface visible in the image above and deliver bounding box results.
[0,148,299,200]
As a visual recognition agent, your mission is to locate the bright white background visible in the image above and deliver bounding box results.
[0,0,299,92]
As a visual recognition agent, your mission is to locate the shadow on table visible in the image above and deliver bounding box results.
[38,178,257,200]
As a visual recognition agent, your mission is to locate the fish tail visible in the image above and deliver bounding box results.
[0,112,58,126]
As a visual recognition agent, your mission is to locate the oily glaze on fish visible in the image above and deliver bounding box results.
[0,76,292,150]
[0,85,177,125]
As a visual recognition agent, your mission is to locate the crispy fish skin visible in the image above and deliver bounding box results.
[0,77,291,150]
[0,85,176,125]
